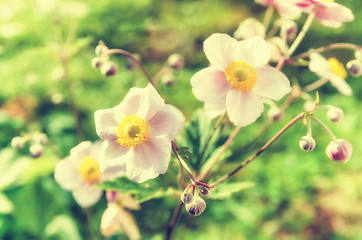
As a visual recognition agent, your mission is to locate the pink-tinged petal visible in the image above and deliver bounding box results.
[94,106,123,141]
[226,89,264,127]
[72,185,103,208]
[99,141,130,175]
[204,102,226,119]
[119,84,165,121]
[327,74,352,96]
[191,67,230,104]
[275,0,302,19]
[203,33,240,69]
[117,208,141,240]
[126,136,171,183]
[238,36,270,67]
[54,158,82,191]
[69,141,92,165]
[253,66,291,100]
[316,2,354,28]
[101,203,122,236]
[148,104,185,140]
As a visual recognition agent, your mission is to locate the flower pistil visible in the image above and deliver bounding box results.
[224,61,257,91]
[116,115,150,148]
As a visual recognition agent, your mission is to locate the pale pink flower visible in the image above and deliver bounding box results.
[191,34,291,126]
[255,0,302,19]
[94,84,185,183]
[309,52,352,96]
[54,141,104,208]
[296,0,354,28]
[233,18,266,40]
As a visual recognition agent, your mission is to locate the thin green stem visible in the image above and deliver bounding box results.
[172,141,197,183]
[307,118,312,137]
[303,78,329,92]
[263,6,274,30]
[310,116,338,142]
[211,112,305,186]
[292,43,361,60]
[287,13,315,57]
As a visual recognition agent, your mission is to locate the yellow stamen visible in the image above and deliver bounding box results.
[78,156,101,183]
[328,58,347,79]
[116,114,150,148]
[224,61,257,91]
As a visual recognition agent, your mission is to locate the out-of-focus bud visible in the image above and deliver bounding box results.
[160,72,175,86]
[268,107,283,121]
[354,48,362,61]
[101,62,118,77]
[267,37,287,63]
[95,44,108,56]
[346,59,362,77]
[11,136,25,149]
[185,197,206,216]
[51,93,64,105]
[181,192,193,204]
[167,53,184,70]
[299,136,316,151]
[233,18,266,40]
[281,20,298,42]
[33,133,48,144]
[326,139,352,163]
[199,186,210,196]
[29,143,44,158]
[327,107,344,122]
[106,191,118,203]
[91,57,102,68]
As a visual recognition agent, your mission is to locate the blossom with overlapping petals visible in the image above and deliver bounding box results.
[54,141,105,208]
[191,34,291,126]
[296,0,354,28]
[255,0,302,19]
[309,52,352,96]
[94,84,185,183]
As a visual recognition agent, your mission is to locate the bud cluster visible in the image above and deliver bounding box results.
[91,43,118,77]
[11,132,48,158]
[180,183,210,216]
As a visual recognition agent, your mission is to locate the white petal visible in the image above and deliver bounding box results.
[226,89,264,126]
[148,104,185,140]
[238,36,270,67]
[203,33,240,69]
[72,185,103,208]
[126,137,171,183]
[101,203,122,236]
[309,52,330,76]
[253,66,291,100]
[54,158,82,191]
[94,106,122,141]
[99,141,130,175]
[89,141,103,159]
[69,141,92,165]
[327,74,353,96]
[119,84,165,120]
[191,67,230,104]
[117,208,141,240]
[204,102,226,119]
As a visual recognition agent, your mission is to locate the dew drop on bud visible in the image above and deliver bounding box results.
[299,136,316,151]
[327,107,344,122]
[186,197,206,216]
[326,139,352,163]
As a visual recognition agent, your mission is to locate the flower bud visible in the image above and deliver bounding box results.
[33,133,48,144]
[327,107,344,122]
[95,44,108,56]
[101,62,118,77]
[181,192,193,204]
[29,143,44,158]
[346,60,362,77]
[167,53,184,70]
[91,57,102,68]
[354,48,362,61]
[267,107,283,121]
[160,72,175,86]
[233,18,266,40]
[326,139,352,163]
[281,20,298,42]
[267,37,287,63]
[185,197,206,216]
[299,136,316,151]
[11,136,25,149]
[304,101,315,112]
[199,186,210,196]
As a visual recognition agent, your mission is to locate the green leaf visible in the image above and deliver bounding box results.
[95,177,177,203]
[208,182,255,200]
[0,193,14,214]
[178,147,192,161]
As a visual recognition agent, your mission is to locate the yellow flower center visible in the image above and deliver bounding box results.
[116,114,150,148]
[328,58,347,79]
[323,0,334,2]
[78,156,101,183]
[224,61,257,91]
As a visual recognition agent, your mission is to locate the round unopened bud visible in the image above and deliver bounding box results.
[185,197,206,216]
[281,20,298,42]
[160,72,175,86]
[91,57,102,68]
[95,44,108,56]
[29,144,44,158]
[233,18,266,40]
[268,107,283,121]
[181,192,193,204]
[346,60,362,77]
[327,107,344,122]
[101,62,118,77]
[33,133,48,144]
[326,139,352,163]
[267,37,287,63]
[354,48,362,61]
[299,136,316,151]
[11,136,25,149]
[167,53,184,70]
[199,186,210,196]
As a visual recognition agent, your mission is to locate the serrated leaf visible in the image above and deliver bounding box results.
[95,177,177,203]
[178,147,192,161]
[208,181,255,200]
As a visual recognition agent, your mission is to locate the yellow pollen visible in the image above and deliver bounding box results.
[116,114,150,148]
[224,61,257,91]
[323,0,334,2]
[328,58,347,79]
[78,156,101,183]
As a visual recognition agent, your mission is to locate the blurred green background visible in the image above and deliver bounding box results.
[1,0,362,239]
